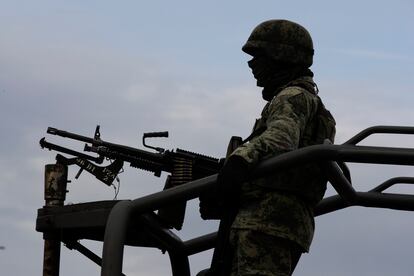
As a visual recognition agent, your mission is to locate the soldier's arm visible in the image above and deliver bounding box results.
[231,88,317,166]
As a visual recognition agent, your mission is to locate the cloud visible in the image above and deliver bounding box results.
[1,2,414,275]
[318,77,414,144]
[331,48,411,62]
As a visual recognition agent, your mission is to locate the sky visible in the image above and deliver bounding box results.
[1,0,414,275]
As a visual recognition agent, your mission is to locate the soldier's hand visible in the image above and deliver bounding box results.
[217,155,249,198]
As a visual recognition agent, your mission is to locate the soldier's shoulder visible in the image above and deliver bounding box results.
[274,85,318,105]
[278,86,306,98]
[270,86,317,109]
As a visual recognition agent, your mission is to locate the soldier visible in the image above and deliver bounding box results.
[217,19,336,276]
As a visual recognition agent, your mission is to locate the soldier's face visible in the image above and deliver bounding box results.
[248,56,271,87]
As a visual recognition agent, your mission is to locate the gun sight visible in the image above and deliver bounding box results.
[143,131,169,138]
[143,131,169,153]
[47,127,58,135]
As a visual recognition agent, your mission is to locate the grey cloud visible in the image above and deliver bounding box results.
[1,4,414,275]
[331,48,411,62]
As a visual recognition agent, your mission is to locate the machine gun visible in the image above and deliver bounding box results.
[40,126,221,229]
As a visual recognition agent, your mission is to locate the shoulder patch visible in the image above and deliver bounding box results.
[277,86,304,98]
[269,86,311,109]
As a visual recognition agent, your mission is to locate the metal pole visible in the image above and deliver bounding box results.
[101,175,217,276]
[42,163,68,276]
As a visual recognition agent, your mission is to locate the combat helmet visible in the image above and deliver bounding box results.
[243,19,314,67]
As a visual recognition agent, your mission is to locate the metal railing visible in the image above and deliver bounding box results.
[99,126,414,276]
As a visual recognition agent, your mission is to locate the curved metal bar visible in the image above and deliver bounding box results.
[337,161,352,184]
[101,175,217,276]
[139,214,190,276]
[355,191,414,211]
[314,191,414,216]
[369,177,414,193]
[326,161,356,204]
[183,232,217,256]
[101,200,132,276]
[314,181,414,217]
[253,144,414,180]
[315,195,347,216]
[102,142,414,276]
[344,125,414,145]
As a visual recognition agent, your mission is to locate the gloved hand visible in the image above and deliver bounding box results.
[216,155,249,199]
[199,155,249,220]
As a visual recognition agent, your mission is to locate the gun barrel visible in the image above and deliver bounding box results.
[46,127,169,174]
[40,138,103,163]
[42,126,222,191]
[47,127,161,158]
[47,127,96,144]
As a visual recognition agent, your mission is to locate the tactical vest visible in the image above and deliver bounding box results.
[249,80,336,206]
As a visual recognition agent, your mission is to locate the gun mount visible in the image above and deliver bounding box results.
[36,125,414,276]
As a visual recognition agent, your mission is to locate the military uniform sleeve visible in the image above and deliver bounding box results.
[231,87,317,166]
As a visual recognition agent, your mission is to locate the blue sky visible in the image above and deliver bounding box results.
[1,1,414,275]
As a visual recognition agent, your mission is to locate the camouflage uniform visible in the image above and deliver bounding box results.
[229,230,302,276]
[229,76,335,276]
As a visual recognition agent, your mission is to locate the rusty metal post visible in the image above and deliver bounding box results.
[42,163,68,276]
